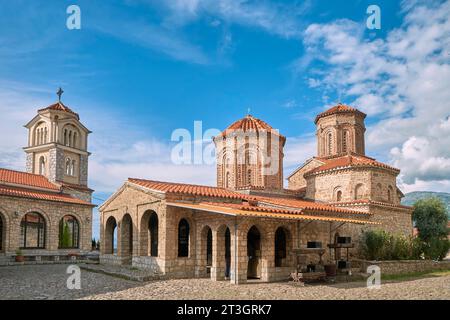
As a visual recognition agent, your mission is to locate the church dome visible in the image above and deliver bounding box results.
[314,103,366,124]
[220,114,285,141]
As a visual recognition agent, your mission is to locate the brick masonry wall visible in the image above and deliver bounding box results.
[0,195,92,254]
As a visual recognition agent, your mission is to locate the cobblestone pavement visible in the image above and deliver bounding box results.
[0,264,449,300]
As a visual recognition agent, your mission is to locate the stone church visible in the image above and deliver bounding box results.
[99,103,412,283]
[0,98,94,262]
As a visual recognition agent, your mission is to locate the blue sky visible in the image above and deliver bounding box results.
[1,0,449,239]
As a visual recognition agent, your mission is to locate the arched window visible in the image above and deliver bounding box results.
[59,215,79,248]
[327,132,333,155]
[247,169,252,186]
[68,131,72,147]
[39,156,46,175]
[225,171,231,188]
[20,212,46,249]
[71,160,76,176]
[342,130,348,153]
[355,183,364,200]
[65,158,71,175]
[387,186,394,203]
[73,132,77,148]
[275,227,287,267]
[178,219,190,257]
[336,190,342,202]
[149,212,158,257]
[63,129,68,146]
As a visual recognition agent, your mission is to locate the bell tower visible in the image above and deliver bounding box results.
[23,88,92,201]
[315,103,366,157]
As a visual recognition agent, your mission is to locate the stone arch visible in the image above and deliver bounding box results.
[387,185,394,203]
[333,186,343,202]
[20,211,46,249]
[216,224,232,278]
[197,225,213,276]
[139,210,159,257]
[247,225,262,279]
[62,124,81,148]
[376,183,382,200]
[104,216,117,254]
[354,183,364,200]
[58,215,80,249]
[120,214,133,261]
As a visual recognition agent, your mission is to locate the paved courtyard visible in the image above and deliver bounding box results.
[0,264,449,300]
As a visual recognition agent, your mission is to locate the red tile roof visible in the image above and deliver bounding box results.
[255,196,371,215]
[38,102,79,118]
[0,168,59,190]
[315,103,366,123]
[128,178,253,200]
[305,154,400,175]
[219,114,285,140]
[127,177,366,216]
[0,185,93,206]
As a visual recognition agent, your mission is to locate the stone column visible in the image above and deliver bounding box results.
[211,229,225,281]
[230,224,247,284]
[261,232,275,282]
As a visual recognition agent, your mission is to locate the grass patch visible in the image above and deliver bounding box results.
[382,269,450,282]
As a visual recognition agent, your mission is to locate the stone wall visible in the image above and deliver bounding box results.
[356,259,450,275]
[0,194,92,254]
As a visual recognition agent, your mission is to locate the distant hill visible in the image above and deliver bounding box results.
[402,191,450,218]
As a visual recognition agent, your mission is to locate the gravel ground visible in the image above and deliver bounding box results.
[0,264,449,300]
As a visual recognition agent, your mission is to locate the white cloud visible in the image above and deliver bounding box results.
[299,0,450,192]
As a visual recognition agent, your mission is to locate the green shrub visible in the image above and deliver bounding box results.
[423,237,450,261]
[359,230,425,261]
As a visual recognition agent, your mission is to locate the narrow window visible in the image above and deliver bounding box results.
[178,219,190,257]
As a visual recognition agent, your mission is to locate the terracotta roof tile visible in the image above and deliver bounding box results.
[255,196,371,215]
[315,103,366,123]
[0,168,59,190]
[128,178,253,200]
[38,102,79,118]
[305,154,399,175]
[0,185,93,206]
[219,114,285,140]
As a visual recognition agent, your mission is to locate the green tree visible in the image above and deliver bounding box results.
[413,197,448,241]
[61,222,72,248]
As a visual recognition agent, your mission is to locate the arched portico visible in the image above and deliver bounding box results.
[139,210,158,257]
[120,214,133,263]
[247,225,261,279]
[104,216,117,254]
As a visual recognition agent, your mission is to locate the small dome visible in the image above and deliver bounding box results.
[314,103,366,124]
[220,114,285,140]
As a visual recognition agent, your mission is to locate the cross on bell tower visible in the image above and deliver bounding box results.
[57,87,64,102]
